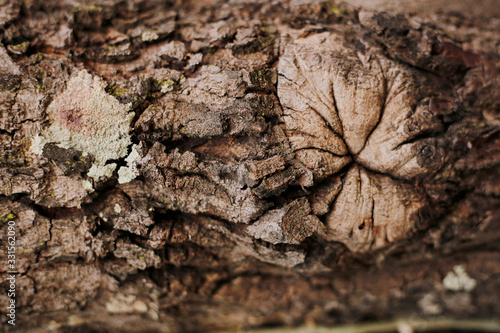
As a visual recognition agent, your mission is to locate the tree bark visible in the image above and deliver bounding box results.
[0,0,499,332]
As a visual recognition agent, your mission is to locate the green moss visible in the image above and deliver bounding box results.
[0,77,21,92]
[35,84,48,91]
[250,68,276,91]
[107,84,129,98]
[75,5,104,12]
[155,78,181,93]
[326,1,342,15]
[260,36,275,48]
[30,53,44,64]
[9,42,29,54]
[0,213,16,223]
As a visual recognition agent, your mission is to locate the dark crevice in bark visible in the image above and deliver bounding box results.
[393,129,446,151]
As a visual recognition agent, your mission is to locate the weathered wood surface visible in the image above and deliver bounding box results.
[0,0,499,332]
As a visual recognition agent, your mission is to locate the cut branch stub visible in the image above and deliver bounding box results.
[278,31,448,251]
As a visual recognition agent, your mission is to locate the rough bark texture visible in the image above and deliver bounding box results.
[0,0,499,332]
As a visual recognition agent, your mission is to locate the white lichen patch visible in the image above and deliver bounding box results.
[141,29,159,42]
[81,180,94,193]
[443,265,477,292]
[106,294,148,314]
[417,293,443,315]
[35,70,134,180]
[87,163,117,179]
[117,167,136,184]
[114,203,122,214]
[30,135,47,155]
[117,145,140,184]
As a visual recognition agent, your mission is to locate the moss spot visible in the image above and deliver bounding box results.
[154,78,181,93]
[0,76,22,92]
[8,41,29,54]
[0,213,16,223]
[326,1,342,15]
[107,84,129,98]
[250,68,276,91]
[75,4,103,12]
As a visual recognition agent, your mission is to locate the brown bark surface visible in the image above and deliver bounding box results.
[0,0,499,332]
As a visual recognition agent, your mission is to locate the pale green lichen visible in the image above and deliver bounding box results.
[32,70,134,180]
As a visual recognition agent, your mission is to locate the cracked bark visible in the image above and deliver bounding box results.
[0,0,499,332]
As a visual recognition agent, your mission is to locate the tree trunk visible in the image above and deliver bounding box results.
[0,0,499,332]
